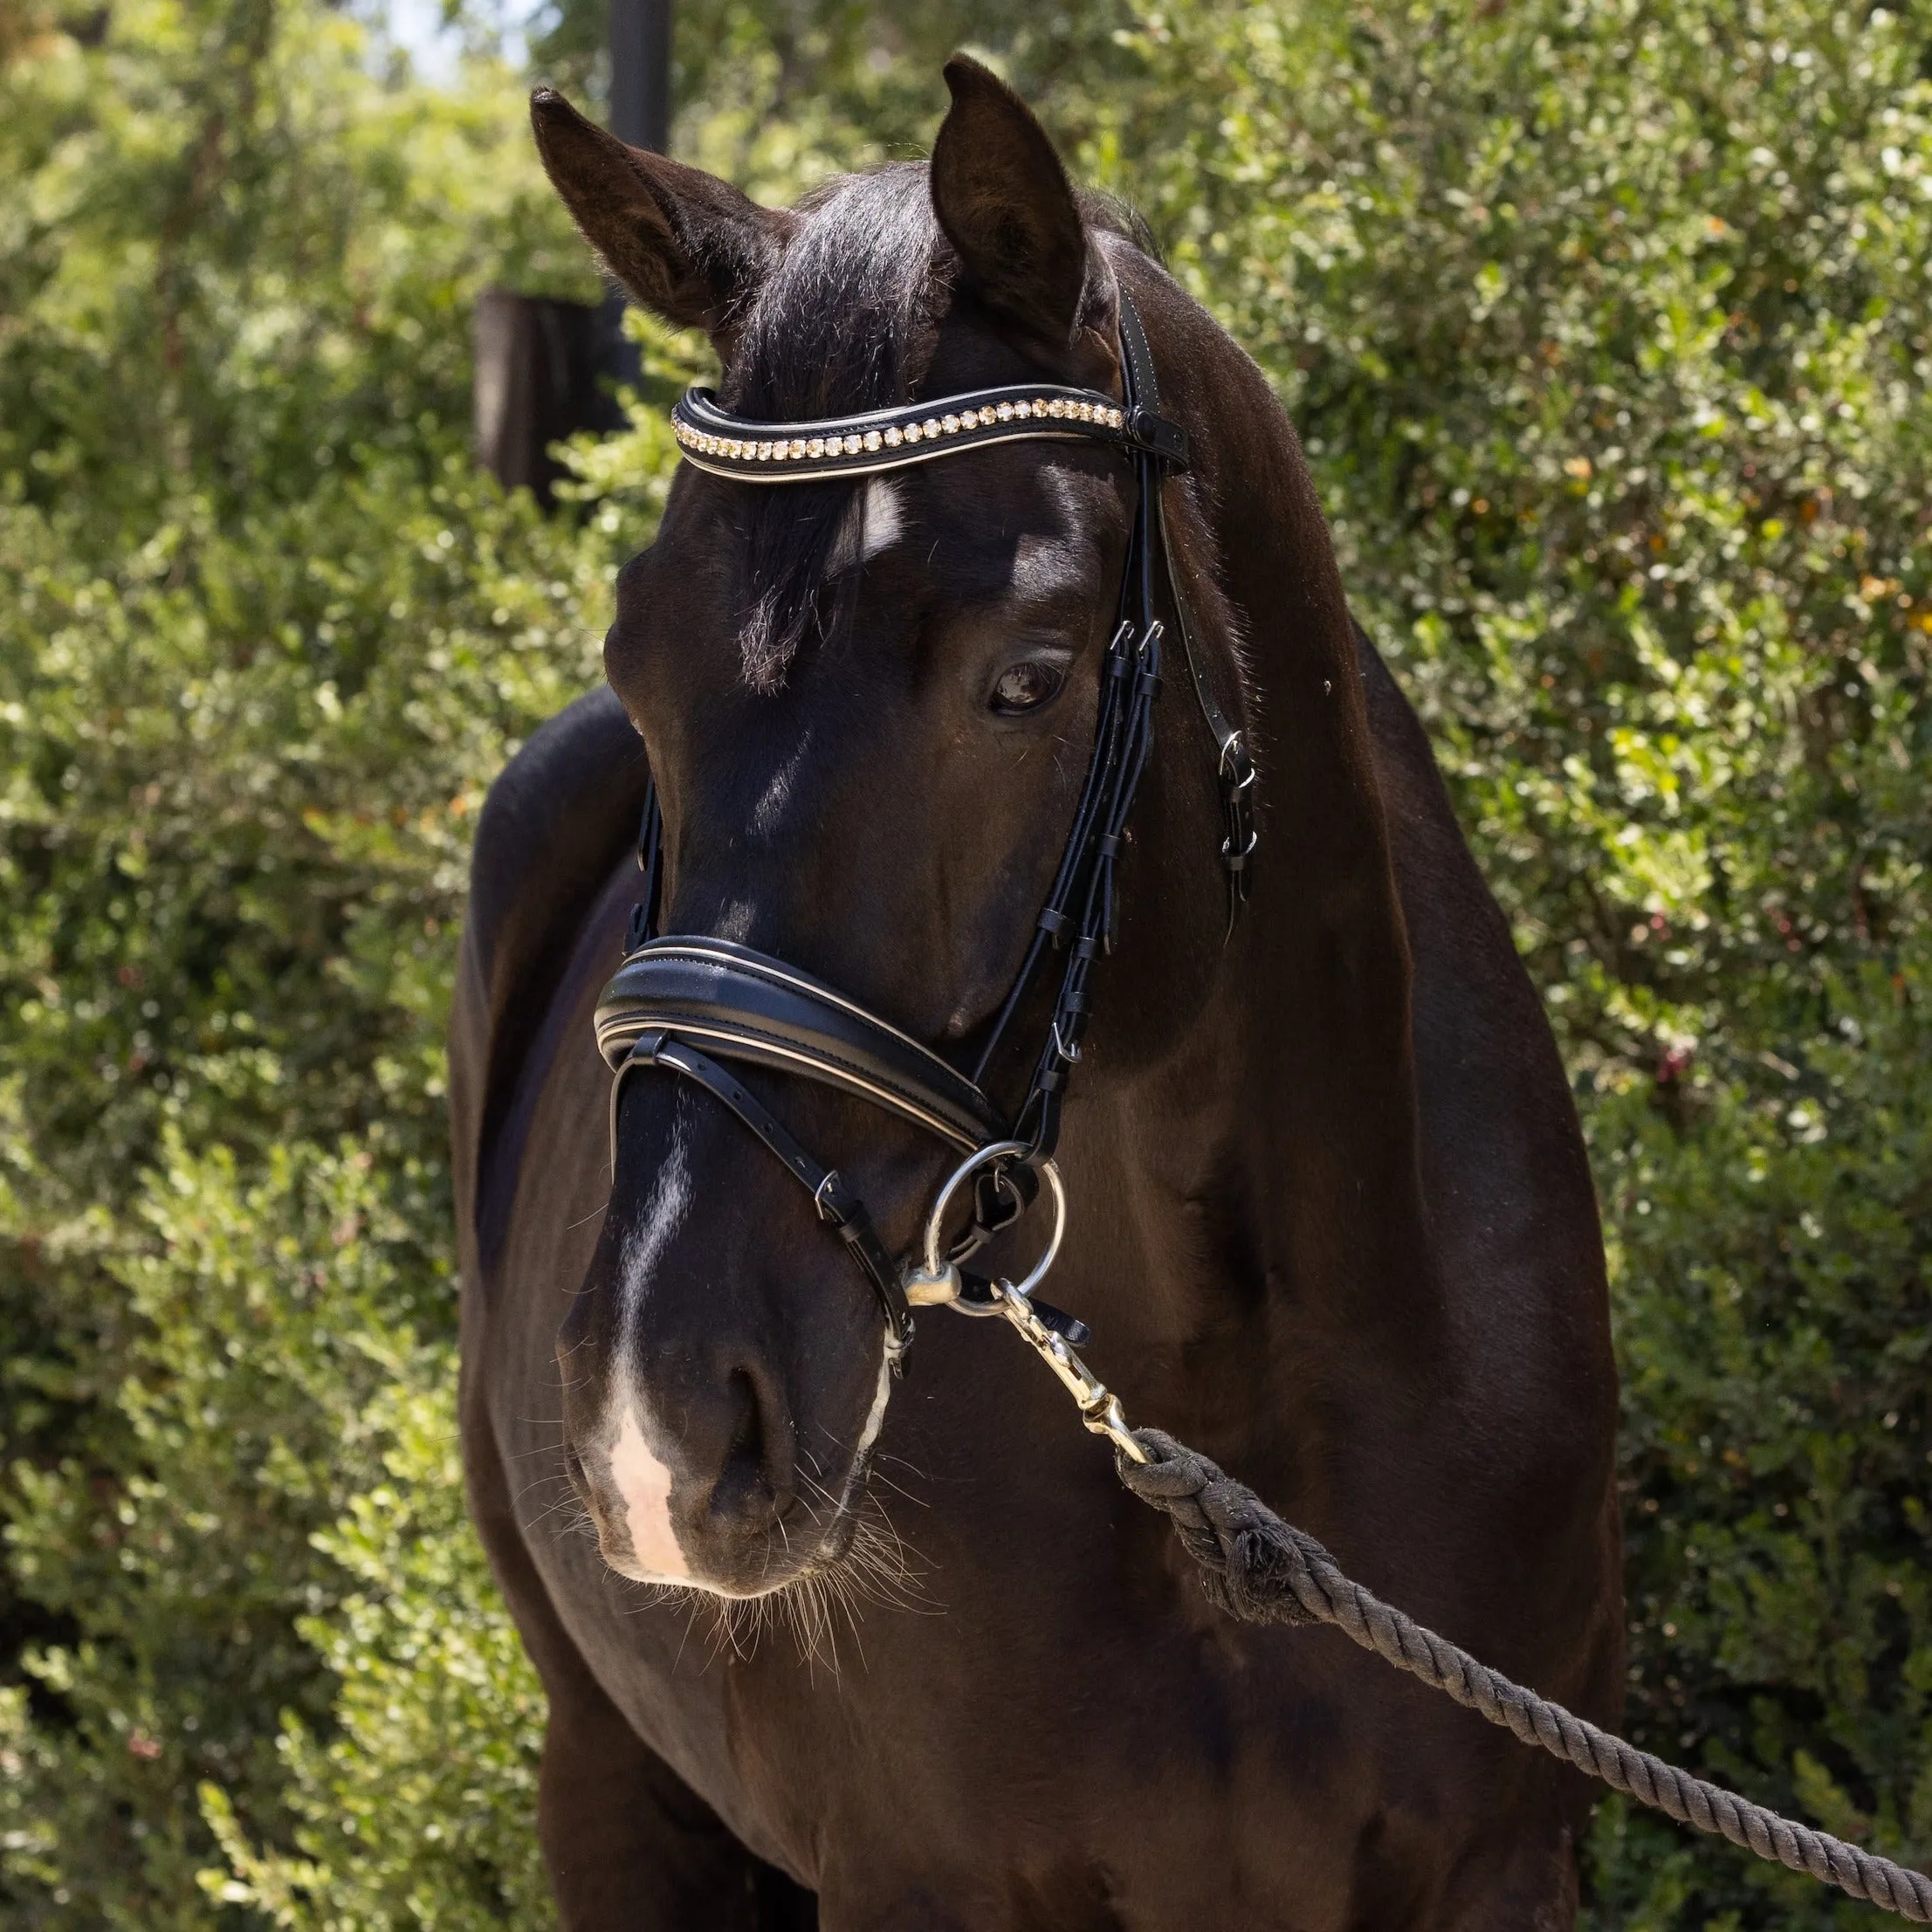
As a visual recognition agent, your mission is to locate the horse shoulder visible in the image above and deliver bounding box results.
[1355,619,1611,1417]
[450,684,651,1284]
[1357,621,1623,1714]
[1354,622,1596,1208]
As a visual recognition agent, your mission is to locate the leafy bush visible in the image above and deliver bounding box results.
[0,2,606,1917]
[0,457,603,1920]
[2,0,1928,1926]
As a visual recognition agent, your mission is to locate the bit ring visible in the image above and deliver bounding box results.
[911,1140,1067,1306]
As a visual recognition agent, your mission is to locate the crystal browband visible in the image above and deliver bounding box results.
[670,382,1188,482]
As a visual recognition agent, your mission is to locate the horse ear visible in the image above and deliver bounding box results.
[529,89,789,354]
[930,56,1093,354]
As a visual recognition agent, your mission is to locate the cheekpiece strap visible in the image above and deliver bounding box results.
[611,1032,913,1346]
[1118,292,1255,919]
[671,382,1188,483]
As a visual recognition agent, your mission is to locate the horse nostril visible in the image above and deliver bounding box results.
[709,1367,785,1530]
[727,1367,763,1461]
[562,1439,590,1502]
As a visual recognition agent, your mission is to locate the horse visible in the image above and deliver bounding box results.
[452,56,1624,1930]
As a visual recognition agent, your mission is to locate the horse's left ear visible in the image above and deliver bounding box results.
[931,56,1110,365]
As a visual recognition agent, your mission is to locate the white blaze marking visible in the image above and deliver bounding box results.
[618,1123,690,1329]
[608,1406,690,1582]
[825,477,904,576]
[591,1121,903,1594]
[603,1120,692,1582]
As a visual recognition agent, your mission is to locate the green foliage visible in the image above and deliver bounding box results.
[198,1360,549,1929]
[0,0,595,547]
[0,1,609,1917]
[0,458,604,1918]
[1,0,1929,1925]
[3,1138,451,1922]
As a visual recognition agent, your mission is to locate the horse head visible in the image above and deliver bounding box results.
[532,59,1245,1599]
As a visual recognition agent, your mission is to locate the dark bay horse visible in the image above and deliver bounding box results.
[454,57,1623,1929]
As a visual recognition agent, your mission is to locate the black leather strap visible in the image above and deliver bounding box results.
[966,292,1184,1155]
[1118,294,1255,918]
[623,788,663,952]
[611,1033,912,1344]
[1155,484,1255,915]
[595,937,1004,1152]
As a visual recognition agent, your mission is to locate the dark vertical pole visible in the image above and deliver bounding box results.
[609,0,671,151]
[477,0,669,498]
[603,0,672,388]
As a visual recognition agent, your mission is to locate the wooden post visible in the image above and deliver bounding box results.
[472,291,616,506]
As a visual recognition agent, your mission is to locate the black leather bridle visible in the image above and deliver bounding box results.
[595,294,1255,1365]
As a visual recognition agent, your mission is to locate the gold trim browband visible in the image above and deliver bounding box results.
[670,382,1189,483]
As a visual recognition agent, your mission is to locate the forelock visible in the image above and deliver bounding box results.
[702,170,1152,694]
[715,168,942,692]
[729,165,942,421]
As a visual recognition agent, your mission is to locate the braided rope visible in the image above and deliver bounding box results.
[1117,1428,1932,1922]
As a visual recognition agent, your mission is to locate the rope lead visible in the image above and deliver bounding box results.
[1116,1427,1932,1923]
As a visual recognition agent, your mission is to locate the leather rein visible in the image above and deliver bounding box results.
[594,294,1255,1368]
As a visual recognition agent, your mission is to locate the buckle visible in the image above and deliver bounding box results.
[1123,406,1190,470]
[813,1169,856,1226]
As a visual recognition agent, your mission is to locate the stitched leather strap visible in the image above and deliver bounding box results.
[595,937,1004,1152]
[1117,294,1255,915]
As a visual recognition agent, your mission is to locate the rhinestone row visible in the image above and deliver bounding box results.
[674,396,1126,464]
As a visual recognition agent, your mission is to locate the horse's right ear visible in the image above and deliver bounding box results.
[930,56,1093,360]
[529,89,790,354]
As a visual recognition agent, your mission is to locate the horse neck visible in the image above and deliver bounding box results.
[1089,299,1442,1453]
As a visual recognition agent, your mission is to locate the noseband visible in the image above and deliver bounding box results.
[595,293,1256,1365]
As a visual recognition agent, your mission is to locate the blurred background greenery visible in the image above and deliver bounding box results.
[1,0,1928,1923]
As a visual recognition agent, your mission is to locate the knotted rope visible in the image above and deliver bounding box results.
[1117,1427,1932,1922]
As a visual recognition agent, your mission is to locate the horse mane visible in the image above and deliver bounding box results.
[715,163,1155,691]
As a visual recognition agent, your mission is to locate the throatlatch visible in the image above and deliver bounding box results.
[595,292,1253,1365]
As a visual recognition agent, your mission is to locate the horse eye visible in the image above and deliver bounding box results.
[989,661,1065,715]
